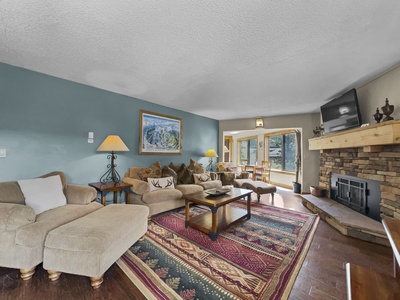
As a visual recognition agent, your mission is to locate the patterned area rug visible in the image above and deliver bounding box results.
[117,202,319,300]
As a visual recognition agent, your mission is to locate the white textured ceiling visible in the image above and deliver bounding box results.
[1,1,400,120]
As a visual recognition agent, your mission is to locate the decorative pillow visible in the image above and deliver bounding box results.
[188,159,206,174]
[147,176,175,192]
[193,173,211,184]
[138,162,162,182]
[177,164,194,184]
[169,162,181,173]
[162,165,178,186]
[17,175,67,215]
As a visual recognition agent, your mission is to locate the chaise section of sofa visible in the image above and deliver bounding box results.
[0,171,102,280]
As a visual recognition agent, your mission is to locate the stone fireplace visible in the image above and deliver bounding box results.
[318,144,400,220]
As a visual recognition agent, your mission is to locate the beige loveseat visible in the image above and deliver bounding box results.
[215,162,250,185]
[0,171,102,280]
[123,161,222,217]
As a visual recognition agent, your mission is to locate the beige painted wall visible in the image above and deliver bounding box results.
[219,113,321,192]
[357,64,400,124]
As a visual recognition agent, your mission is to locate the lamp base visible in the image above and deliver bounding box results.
[206,157,214,172]
[99,152,121,183]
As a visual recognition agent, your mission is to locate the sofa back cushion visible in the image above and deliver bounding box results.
[0,181,25,204]
[216,162,238,172]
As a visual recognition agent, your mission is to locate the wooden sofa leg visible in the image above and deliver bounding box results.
[257,193,261,202]
[90,274,104,289]
[20,267,36,280]
[47,270,62,281]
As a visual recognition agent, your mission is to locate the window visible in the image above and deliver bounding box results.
[266,131,296,171]
[238,137,257,165]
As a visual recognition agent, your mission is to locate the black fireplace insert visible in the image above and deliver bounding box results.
[330,173,381,221]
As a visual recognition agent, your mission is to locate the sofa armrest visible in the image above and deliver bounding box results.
[0,203,36,232]
[122,177,149,195]
[65,185,97,205]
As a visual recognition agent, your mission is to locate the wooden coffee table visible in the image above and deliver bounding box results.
[184,188,252,241]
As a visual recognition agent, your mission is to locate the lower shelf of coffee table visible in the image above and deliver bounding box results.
[188,205,249,236]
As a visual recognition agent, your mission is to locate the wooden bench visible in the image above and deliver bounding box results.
[346,217,400,299]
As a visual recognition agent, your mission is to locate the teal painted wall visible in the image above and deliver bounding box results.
[0,63,218,185]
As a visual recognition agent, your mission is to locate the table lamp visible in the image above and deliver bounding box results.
[205,149,218,171]
[97,135,129,183]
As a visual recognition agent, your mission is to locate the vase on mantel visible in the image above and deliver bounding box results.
[381,98,394,122]
[373,108,383,123]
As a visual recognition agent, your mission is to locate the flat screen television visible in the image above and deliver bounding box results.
[321,88,362,134]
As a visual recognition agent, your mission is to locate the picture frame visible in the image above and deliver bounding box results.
[139,110,182,154]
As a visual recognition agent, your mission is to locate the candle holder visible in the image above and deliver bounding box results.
[373,108,383,123]
[381,98,394,122]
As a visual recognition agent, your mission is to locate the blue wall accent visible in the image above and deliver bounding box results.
[0,63,219,185]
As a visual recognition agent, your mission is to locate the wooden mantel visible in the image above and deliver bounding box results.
[309,120,400,151]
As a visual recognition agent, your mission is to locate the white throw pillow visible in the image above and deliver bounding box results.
[18,175,67,215]
[193,173,211,184]
[147,176,175,192]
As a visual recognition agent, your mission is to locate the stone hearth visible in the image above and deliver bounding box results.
[301,195,388,246]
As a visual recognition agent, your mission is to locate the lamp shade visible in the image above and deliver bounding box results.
[205,149,218,157]
[97,135,129,152]
[223,146,229,152]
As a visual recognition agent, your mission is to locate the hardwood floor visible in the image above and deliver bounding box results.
[0,192,393,300]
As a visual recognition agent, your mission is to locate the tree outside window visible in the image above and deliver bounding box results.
[267,132,296,171]
[239,138,257,165]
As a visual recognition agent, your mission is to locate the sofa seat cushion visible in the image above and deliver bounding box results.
[0,203,36,231]
[176,184,203,195]
[142,189,183,205]
[197,180,222,190]
[15,202,102,248]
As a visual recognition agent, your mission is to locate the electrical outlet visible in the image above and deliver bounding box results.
[0,149,6,157]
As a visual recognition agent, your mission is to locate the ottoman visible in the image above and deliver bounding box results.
[43,204,149,288]
[234,179,277,202]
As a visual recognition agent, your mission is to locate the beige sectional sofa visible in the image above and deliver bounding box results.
[1,171,149,288]
[0,171,102,280]
[123,161,222,217]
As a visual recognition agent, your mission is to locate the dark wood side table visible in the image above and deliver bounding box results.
[89,181,132,206]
